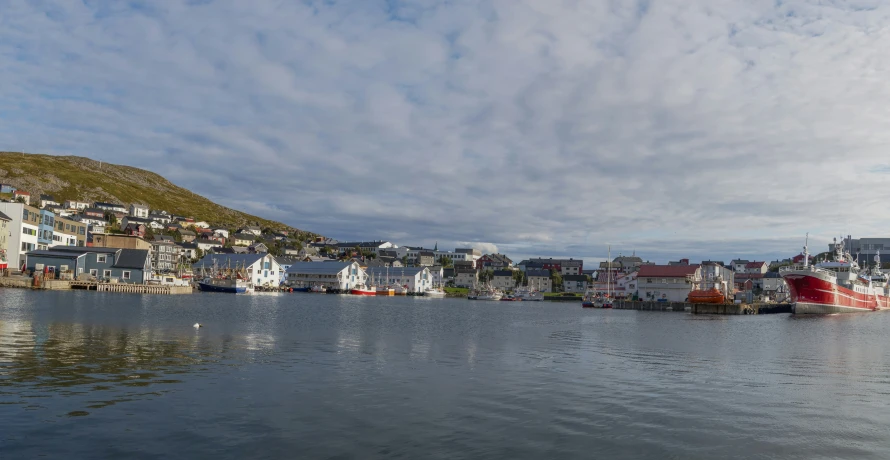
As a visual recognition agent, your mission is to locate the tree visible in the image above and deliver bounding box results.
[438,256,453,268]
[401,255,409,266]
[143,227,155,241]
[479,269,494,284]
[550,269,563,292]
[105,211,118,227]
[194,248,204,261]
[512,270,524,287]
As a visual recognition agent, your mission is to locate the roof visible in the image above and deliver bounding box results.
[154,235,175,242]
[637,265,700,278]
[15,190,30,195]
[84,207,105,214]
[49,246,119,254]
[233,233,255,240]
[365,267,428,277]
[124,216,152,223]
[764,272,782,278]
[275,257,298,265]
[526,269,551,278]
[177,229,195,235]
[745,261,767,268]
[114,249,150,269]
[286,261,354,274]
[563,275,588,281]
[195,253,267,269]
[483,253,513,264]
[418,251,435,257]
[94,201,124,207]
[194,238,222,245]
[130,204,149,209]
[492,270,514,277]
[40,194,54,200]
[0,211,10,221]
[26,250,84,259]
[730,259,750,265]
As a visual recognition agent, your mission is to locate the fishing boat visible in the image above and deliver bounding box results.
[781,235,890,314]
[468,284,503,301]
[500,295,522,301]
[198,277,253,294]
[350,283,377,296]
[513,286,543,301]
[375,272,395,295]
[393,284,408,295]
[310,285,327,293]
[196,260,254,294]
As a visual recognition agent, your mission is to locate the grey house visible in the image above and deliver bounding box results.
[25,247,151,283]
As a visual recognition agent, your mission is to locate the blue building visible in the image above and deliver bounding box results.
[25,247,151,283]
[37,209,55,250]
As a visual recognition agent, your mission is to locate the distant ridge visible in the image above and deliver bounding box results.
[0,151,313,233]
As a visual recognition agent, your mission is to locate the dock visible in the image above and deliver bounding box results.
[69,281,192,294]
[614,300,792,315]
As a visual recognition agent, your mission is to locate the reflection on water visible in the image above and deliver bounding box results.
[3,290,890,459]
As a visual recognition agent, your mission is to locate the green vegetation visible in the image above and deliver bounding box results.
[444,286,469,296]
[0,152,316,233]
[544,292,580,297]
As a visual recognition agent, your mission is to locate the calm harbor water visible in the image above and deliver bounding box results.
[2,290,890,459]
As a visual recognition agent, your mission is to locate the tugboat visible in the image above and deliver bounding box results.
[781,235,890,313]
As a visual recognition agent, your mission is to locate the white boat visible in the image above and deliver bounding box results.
[423,287,446,297]
[468,284,503,301]
[310,285,327,293]
[513,286,543,301]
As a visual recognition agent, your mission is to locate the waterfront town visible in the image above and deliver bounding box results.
[0,188,883,302]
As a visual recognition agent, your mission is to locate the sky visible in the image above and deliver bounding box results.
[2,0,890,264]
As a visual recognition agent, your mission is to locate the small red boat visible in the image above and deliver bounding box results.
[350,284,377,296]
[688,288,725,304]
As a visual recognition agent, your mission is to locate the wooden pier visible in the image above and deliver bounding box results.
[69,281,192,295]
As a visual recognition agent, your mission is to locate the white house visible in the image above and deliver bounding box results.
[491,270,516,291]
[563,275,589,293]
[194,238,223,253]
[365,266,432,293]
[636,265,700,302]
[525,269,553,293]
[239,226,262,236]
[149,212,172,224]
[129,204,150,218]
[213,228,230,239]
[0,202,40,269]
[195,253,282,287]
[454,269,478,288]
[193,221,210,229]
[286,261,367,290]
[427,265,444,287]
[64,200,90,210]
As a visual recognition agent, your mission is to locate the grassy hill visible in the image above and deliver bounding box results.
[0,151,313,234]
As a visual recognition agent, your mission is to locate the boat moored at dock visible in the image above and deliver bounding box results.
[781,236,890,314]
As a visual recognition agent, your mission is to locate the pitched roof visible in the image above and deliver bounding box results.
[745,261,767,269]
[194,238,222,245]
[637,265,699,278]
[233,233,255,240]
[26,250,83,259]
[114,249,150,269]
[177,229,195,236]
[0,211,10,221]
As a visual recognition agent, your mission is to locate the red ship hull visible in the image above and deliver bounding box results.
[782,272,890,314]
[350,289,376,296]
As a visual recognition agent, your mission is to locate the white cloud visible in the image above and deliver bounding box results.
[2,0,890,262]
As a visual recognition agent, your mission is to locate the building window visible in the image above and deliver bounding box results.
[97,255,107,263]
[103,270,111,278]
[90,269,98,276]
[122,271,131,280]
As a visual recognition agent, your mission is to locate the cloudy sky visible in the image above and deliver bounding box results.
[2,0,890,264]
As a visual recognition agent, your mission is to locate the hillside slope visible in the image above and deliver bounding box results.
[0,152,309,233]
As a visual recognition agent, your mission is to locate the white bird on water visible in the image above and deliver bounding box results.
[193,323,202,328]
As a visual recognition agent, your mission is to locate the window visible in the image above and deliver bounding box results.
[97,255,107,263]
[122,271,131,280]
